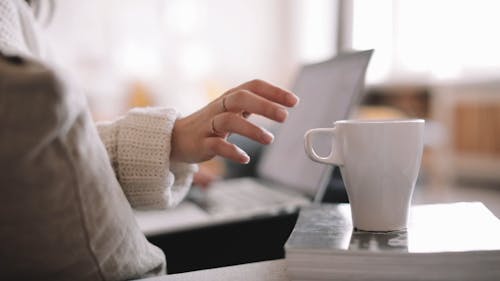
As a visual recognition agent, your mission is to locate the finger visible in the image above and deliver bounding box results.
[205,138,250,164]
[232,79,299,107]
[213,112,274,144]
[224,90,289,123]
[193,171,217,189]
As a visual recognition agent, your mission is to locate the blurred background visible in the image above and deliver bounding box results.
[39,0,500,211]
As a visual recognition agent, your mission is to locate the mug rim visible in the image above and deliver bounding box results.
[335,118,425,124]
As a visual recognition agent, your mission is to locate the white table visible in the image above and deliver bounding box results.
[138,259,287,281]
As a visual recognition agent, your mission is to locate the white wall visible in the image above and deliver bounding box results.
[43,0,338,118]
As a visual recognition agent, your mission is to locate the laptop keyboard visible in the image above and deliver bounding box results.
[192,178,311,218]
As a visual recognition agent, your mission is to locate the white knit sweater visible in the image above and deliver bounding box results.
[0,0,197,209]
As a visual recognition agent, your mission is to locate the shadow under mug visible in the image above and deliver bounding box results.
[304,119,425,231]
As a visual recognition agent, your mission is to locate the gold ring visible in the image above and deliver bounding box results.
[211,118,222,136]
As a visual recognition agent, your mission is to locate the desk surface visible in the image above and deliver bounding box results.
[139,259,287,281]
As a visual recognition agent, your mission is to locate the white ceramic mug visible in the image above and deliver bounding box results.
[304,119,425,231]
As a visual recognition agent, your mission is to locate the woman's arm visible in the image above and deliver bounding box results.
[96,79,298,210]
[96,107,197,210]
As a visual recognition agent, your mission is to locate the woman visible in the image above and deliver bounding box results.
[0,0,298,280]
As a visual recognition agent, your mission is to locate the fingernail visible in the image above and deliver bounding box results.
[236,147,250,164]
[288,94,299,106]
[241,155,250,164]
[261,130,274,144]
[276,108,288,122]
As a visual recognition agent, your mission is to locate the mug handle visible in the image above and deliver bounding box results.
[304,127,343,165]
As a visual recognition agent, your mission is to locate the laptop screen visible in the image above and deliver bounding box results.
[257,50,373,197]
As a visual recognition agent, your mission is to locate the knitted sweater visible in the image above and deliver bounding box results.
[0,0,197,209]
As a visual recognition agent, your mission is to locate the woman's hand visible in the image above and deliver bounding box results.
[170,79,299,164]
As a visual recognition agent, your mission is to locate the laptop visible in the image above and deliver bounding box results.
[134,50,373,235]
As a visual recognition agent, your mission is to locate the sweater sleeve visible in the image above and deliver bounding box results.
[96,107,198,210]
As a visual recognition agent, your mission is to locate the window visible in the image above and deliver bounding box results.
[351,0,500,85]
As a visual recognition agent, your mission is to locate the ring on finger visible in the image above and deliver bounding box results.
[211,117,224,136]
